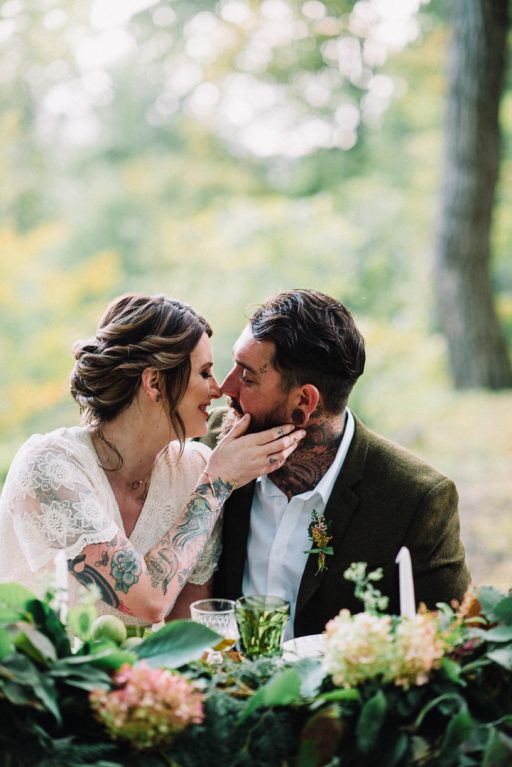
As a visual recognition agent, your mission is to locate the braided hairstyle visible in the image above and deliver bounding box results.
[70,293,211,446]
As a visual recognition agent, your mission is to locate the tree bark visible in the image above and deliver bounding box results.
[435,0,512,389]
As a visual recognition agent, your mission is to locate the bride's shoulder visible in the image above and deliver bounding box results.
[10,426,93,468]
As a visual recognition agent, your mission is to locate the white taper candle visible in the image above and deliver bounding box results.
[395,546,416,619]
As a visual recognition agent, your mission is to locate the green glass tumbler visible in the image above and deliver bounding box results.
[235,595,290,659]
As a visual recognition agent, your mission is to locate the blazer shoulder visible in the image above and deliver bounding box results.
[351,416,450,492]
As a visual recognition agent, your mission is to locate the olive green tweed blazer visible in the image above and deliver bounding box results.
[202,408,471,637]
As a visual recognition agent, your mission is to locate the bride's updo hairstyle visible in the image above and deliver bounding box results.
[70,293,211,445]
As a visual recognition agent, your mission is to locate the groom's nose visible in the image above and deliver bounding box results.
[220,367,239,398]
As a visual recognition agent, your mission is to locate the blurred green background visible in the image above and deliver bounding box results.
[1,0,511,590]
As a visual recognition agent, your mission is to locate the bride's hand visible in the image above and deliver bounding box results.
[205,414,306,489]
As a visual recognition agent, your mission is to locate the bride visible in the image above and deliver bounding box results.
[0,293,305,628]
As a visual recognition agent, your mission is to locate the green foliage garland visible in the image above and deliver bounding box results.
[1,579,512,767]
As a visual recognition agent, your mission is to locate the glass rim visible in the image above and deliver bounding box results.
[190,598,236,615]
[235,594,289,610]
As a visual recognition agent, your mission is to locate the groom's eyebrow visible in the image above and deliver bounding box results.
[235,358,258,376]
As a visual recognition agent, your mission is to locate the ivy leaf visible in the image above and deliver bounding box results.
[239,668,302,723]
[134,619,221,669]
[356,689,387,753]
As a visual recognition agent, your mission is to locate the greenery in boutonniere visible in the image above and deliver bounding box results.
[304,509,334,574]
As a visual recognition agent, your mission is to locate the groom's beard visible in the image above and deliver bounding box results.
[227,397,290,434]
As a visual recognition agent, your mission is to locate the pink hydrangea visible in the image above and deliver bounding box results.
[90,662,204,750]
[323,610,394,688]
[323,609,446,689]
[391,612,445,688]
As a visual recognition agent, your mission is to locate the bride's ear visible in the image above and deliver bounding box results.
[141,368,161,402]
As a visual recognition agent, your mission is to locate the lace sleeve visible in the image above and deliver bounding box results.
[4,436,118,571]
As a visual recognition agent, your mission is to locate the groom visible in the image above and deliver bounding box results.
[205,289,470,639]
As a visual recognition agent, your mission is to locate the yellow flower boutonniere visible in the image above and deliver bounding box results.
[304,509,334,575]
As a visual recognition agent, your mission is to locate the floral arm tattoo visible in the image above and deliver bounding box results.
[69,474,235,612]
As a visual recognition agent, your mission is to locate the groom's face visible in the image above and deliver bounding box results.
[221,325,293,432]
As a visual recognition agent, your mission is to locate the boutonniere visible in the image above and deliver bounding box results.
[304,509,334,575]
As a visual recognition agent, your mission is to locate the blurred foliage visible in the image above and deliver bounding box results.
[0,0,511,585]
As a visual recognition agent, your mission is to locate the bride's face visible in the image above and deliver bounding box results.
[178,333,222,438]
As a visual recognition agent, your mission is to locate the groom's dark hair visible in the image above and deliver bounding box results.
[249,289,365,414]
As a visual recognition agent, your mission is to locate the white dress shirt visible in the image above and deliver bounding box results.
[242,409,355,640]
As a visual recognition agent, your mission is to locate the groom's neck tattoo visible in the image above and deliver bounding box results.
[270,416,344,500]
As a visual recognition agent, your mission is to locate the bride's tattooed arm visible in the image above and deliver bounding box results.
[66,475,235,621]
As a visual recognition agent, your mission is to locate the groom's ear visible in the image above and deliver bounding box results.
[291,384,320,426]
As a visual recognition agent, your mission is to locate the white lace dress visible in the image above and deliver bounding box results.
[0,426,221,626]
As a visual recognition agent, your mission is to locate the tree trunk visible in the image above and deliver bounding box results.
[435,0,512,389]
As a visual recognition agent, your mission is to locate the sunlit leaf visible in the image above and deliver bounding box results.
[133,619,221,669]
[239,668,302,723]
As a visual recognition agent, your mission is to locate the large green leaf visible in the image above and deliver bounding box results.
[478,588,512,624]
[50,659,113,691]
[239,667,302,723]
[492,596,512,626]
[26,598,71,658]
[0,627,15,659]
[356,689,387,753]
[133,619,221,669]
[439,708,473,754]
[472,625,512,643]
[14,622,57,664]
[478,586,504,610]
[31,671,61,724]
[0,583,37,623]
[487,647,512,671]
[293,658,327,699]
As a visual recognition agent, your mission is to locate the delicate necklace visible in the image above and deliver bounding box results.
[93,430,149,498]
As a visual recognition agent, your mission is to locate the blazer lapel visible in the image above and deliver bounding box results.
[295,416,369,618]
[221,480,255,597]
